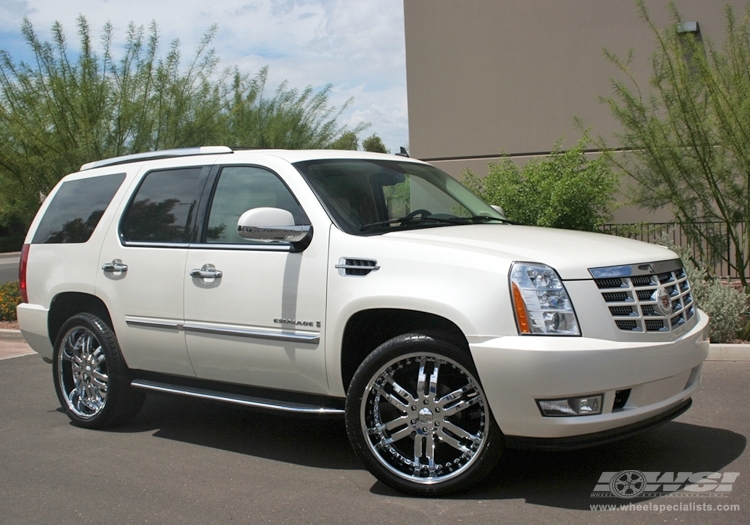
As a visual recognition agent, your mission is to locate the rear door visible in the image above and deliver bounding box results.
[96,161,212,377]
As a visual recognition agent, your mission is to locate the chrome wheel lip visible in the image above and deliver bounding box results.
[360,351,489,485]
[57,326,109,420]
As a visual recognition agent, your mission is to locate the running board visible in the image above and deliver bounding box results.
[131,379,345,416]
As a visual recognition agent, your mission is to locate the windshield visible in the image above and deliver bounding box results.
[294,159,506,235]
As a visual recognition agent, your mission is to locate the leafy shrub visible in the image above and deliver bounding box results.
[660,240,748,343]
[461,137,618,232]
[740,318,750,341]
[0,280,21,321]
[699,282,749,343]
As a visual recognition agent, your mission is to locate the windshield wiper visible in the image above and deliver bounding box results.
[360,215,450,231]
[469,215,519,225]
[360,214,515,231]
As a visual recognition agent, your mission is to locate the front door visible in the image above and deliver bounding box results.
[183,165,329,394]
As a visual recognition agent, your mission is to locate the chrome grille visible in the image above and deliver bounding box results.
[590,260,695,333]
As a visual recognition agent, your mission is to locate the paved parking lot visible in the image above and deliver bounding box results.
[1,351,747,524]
[0,252,19,285]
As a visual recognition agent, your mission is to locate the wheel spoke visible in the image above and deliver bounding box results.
[428,361,440,398]
[413,434,424,463]
[368,414,411,436]
[386,377,417,405]
[383,414,410,432]
[440,392,481,416]
[93,351,106,367]
[440,420,478,443]
[437,429,471,454]
[384,424,414,444]
[416,358,427,398]
[374,383,409,412]
[80,334,92,359]
[92,370,108,385]
[63,334,82,364]
[424,432,436,468]
[437,382,475,407]
[67,388,79,407]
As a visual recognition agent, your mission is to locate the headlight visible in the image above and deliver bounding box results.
[509,262,580,335]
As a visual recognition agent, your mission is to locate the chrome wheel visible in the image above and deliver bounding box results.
[347,335,502,495]
[58,326,109,419]
[53,313,145,428]
[360,350,491,486]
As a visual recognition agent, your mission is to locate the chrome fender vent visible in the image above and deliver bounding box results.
[335,258,380,277]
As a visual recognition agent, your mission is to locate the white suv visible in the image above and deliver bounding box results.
[17,147,709,495]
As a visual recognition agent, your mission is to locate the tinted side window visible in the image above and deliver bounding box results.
[121,167,206,243]
[205,166,307,244]
[32,173,126,244]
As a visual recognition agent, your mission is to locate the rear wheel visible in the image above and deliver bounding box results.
[53,313,145,429]
[346,333,503,496]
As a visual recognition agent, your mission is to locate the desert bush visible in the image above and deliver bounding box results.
[0,281,21,322]
[660,239,748,343]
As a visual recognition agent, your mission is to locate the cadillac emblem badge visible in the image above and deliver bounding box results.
[655,287,673,316]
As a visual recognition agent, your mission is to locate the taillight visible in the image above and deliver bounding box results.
[19,243,29,303]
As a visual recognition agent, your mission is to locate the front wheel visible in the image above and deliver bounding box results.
[53,313,145,429]
[345,333,503,496]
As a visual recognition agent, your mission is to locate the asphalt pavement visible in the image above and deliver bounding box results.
[1,337,748,524]
[0,251,19,284]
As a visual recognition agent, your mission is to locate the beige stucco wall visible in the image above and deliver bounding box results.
[404,0,746,223]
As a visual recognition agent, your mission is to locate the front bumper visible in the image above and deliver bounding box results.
[469,310,709,443]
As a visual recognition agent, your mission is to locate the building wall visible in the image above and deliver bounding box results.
[403,0,746,223]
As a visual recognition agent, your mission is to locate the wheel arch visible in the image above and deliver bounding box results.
[340,308,469,392]
[48,292,113,348]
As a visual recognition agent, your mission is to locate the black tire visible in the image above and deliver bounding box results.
[345,333,503,496]
[53,313,145,429]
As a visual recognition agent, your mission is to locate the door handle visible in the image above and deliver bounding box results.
[190,264,223,279]
[102,259,128,272]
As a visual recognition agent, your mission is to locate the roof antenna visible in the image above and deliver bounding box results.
[396,146,409,158]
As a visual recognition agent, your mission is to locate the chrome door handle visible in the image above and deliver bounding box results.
[102,259,128,272]
[190,264,223,279]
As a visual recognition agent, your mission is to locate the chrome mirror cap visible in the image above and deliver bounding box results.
[237,207,311,243]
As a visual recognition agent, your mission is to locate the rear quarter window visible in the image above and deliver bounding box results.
[31,173,126,244]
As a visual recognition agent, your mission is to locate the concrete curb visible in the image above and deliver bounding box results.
[707,344,750,362]
[0,329,25,341]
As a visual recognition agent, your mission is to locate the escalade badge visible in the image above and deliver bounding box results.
[655,287,673,316]
[273,318,321,328]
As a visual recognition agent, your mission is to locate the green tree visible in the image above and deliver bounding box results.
[599,1,750,288]
[221,66,368,149]
[362,134,388,153]
[327,131,359,150]
[461,137,618,231]
[0,17,368,228]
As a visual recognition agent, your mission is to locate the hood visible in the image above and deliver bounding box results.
[386,224,676,280]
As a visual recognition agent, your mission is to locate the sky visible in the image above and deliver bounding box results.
[0,0,409,152]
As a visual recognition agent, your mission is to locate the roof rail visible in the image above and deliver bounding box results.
[80,146,233,171]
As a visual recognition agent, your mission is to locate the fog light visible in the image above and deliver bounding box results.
[537,395,603,417]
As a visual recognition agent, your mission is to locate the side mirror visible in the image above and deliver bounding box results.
[237,207,312,249]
